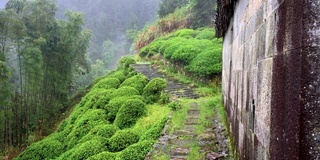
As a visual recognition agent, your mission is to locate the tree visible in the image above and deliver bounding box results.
[158,0,189,18]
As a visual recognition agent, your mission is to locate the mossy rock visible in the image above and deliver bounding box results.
[120,74,148,94]
[107,129,140,152]
[114,99,146,129]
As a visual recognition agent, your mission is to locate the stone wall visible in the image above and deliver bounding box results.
[220,0,320,159]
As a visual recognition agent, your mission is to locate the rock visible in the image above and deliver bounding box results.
[206,152,222,160]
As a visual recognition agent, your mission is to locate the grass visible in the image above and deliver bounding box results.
[166,99,190,134]
[132,104,171,136]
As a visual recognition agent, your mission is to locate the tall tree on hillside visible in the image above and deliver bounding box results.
[158,0,189,18]
[190,0,216,28]
[0,0,91,150]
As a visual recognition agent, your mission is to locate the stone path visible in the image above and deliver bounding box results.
[131,63,230,159]
[131,63,199,99]
[145,102,229,160]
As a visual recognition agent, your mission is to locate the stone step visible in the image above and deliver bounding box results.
[185,118,199,125]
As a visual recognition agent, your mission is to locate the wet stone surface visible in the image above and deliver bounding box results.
[135,63,230,159]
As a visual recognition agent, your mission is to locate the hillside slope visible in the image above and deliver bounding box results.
[15,57,171,160]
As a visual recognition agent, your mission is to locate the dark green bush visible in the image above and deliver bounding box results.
[110,70,126,82]
[88,151,118,160]
[167,101,182,110]
[114,99,146,129]
[120,74,148,94]
[78,124,119,144]
[188,49,222,76]
[117,56,136,70]
[105,96,144,122]
[116,140,155,160]
[174,29,198,38]
[195,28,215,40]
[57,139,105,160]
[140,117,168,141]
[143,78,167,104]
[15,138,64,160]
[66,109,108,148]
[158,91,170,104]
[91,78,120,90]
[78,88,115,109]
[112,86,140,98]
[107,129,140,152]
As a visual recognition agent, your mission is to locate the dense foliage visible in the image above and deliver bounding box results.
[158,0,189,18]
[0,0,91,151]
[14,57,170,159]
[140,28,222,77]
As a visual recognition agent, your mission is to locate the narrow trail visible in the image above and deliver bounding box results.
[131,63,230,160]
[131,63,199,99]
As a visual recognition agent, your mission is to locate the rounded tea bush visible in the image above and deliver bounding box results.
[142,78,167,104]
[116,140,155,160]
[110,70,126,82]
[117,56,136,70]
[91,78,120,90]
[107,129,140,152]
[112,86,140,98]
[120,74,148,94]
[88,151,118,160]
[114,99,146,129]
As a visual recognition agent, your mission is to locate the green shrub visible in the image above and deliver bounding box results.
[15,138,64,160]
[174,29,197,38]
[140,117,168,141]
[66,109,108,148]
[116,140,155,160]
[188,49,222,76]
[78,124,118,144]
[120,74,148,94]
[139,46,149,57]
[78,135,108,146]
[78,88,115,109]
[110,70,126,82]
[158,91,170,104]
[117,57,136,70]
[167,101,181,111]
[91,78,120,90]
[57,139,105,160]
[170,42,201,64]
[107,129,140,152]
[195,28,215,40]
[112,86,140,98]
[105,96,144,122]
[143,78,167,104]
[88,151,118,160]
[114,99,146,129]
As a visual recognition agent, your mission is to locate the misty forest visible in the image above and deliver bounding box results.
[0,0,223,159]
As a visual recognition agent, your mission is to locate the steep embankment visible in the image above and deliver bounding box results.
[14,57,171,160]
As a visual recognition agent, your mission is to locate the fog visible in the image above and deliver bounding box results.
[0,0,8,8]
[55,0,161,69]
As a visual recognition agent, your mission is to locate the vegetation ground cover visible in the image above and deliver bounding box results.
[14,57,171,160]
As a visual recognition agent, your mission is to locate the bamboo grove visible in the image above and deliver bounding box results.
[0,0,91,149]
